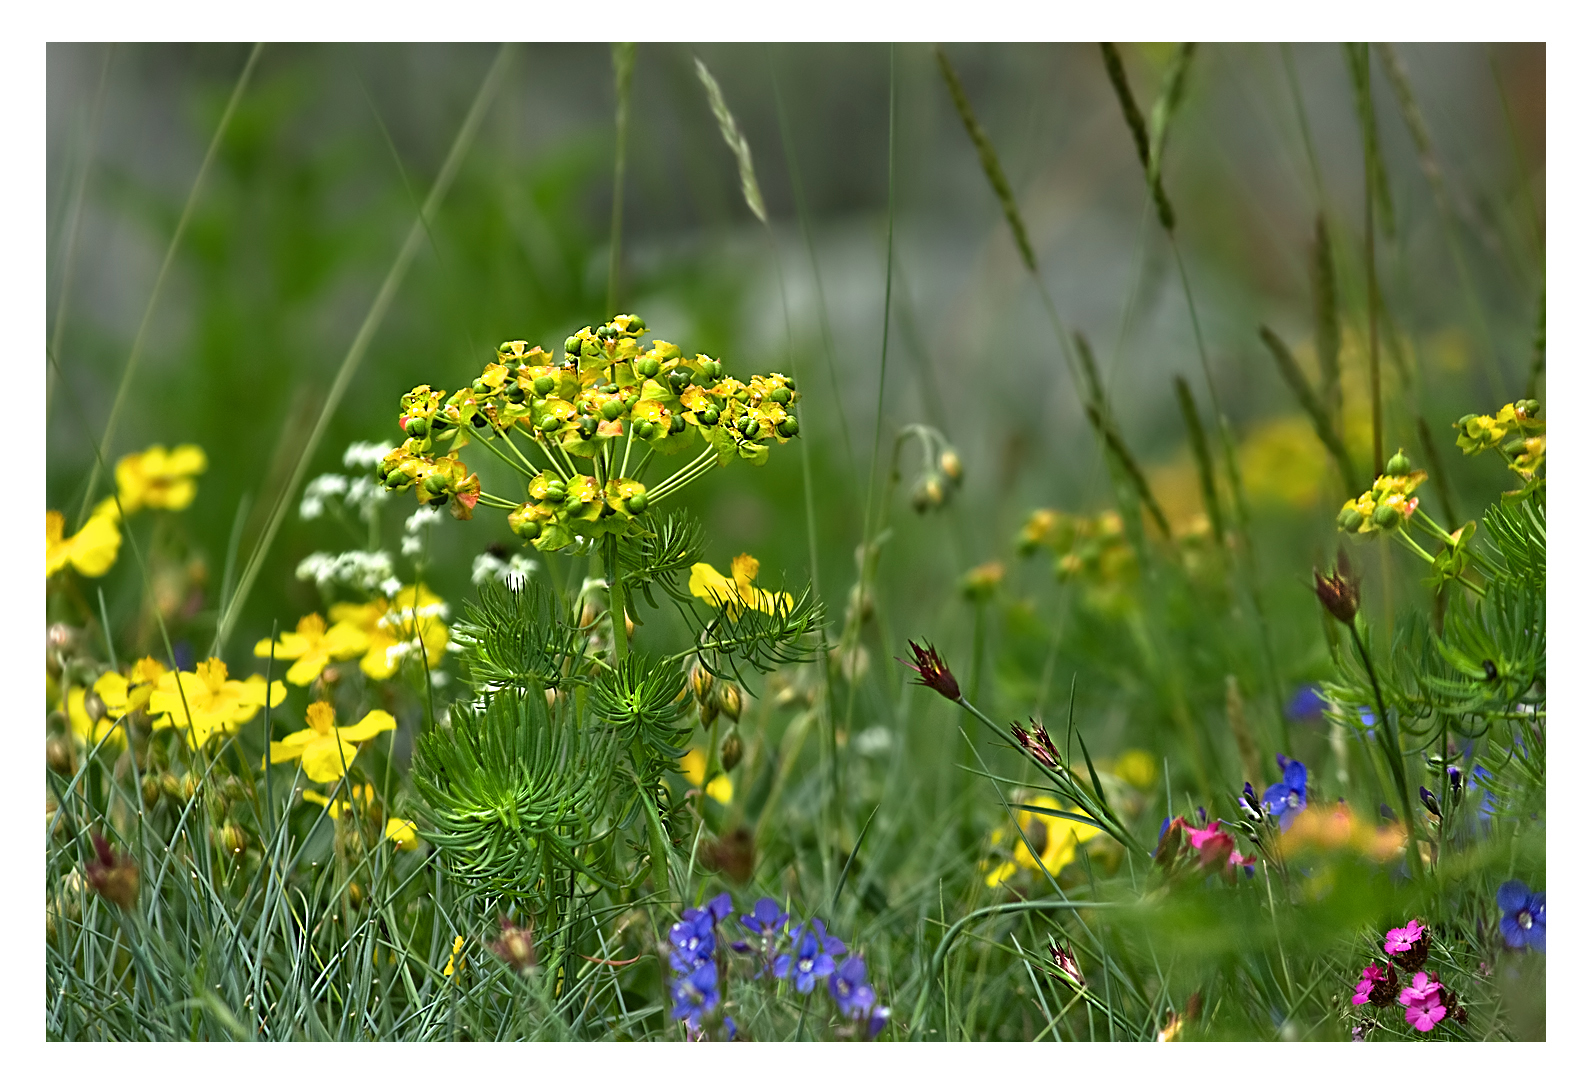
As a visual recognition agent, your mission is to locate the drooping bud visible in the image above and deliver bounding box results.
[1313,547,1361,624]
[1048,941,1085,987]
[713,682,744,722]
[488,916,538,975]
[218,821,247,856]
[939,448,963,485]
[720,731,744,771]
[84,833,139,911]
[1419,787,1441,818]
[898,640,961,701]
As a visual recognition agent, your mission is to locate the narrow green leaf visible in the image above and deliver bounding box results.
[1310,214,1342,424]
[935,46,1037,272]
[1258,324,1360,494]
[1173,375,1224,544]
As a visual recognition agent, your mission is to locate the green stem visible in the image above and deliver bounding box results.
[605,535,628,664]
[1347,620,1421,880]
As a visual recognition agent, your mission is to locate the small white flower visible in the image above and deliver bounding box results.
[471,551,540,588]
[343,441,395,470]
[405,507,442,533]
[293,549,397,592]
[345,475,389,522]
[853,727,894,756]
[429,670,450,689]
[300,474,350,521]
[401,533,425,557]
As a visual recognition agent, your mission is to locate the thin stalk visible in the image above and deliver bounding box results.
[1347,619,1421,879]
[471,430,538,481]
[606,43,635,314]
[78,43,264,529]
[212,44,512,655]
[604,535,628,664]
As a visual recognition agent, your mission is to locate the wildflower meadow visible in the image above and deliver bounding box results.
[44,41,1547,1042]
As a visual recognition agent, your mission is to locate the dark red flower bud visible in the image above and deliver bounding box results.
[898,640,961,702]
[1313,546,1361,624]
[83,832,139,911]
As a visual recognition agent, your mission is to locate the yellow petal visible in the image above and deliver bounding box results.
[680,747,706,786]
[66,513,122,577]
[93,672,131,716]
[166,444,208,476]
[301,736,356,783]
[985,861,1018,888]
[730,553,761,594]
[337,709,396,743]
[285,654,329,687]
[323,620,371,659]
[688,562,738,609]
[386,818,420,852]
[705,775,733,805]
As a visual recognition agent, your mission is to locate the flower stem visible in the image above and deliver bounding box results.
[1347,619,1422,880]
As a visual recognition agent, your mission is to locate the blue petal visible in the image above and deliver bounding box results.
[1496,879,1531,915]
[1499,913,1525,948]
[1283,758,1308,791]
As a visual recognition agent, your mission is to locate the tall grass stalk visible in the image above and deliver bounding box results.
[212,44,512,656]
[76,42,264,531]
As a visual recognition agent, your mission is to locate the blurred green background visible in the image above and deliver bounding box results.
[45,42,1544,783]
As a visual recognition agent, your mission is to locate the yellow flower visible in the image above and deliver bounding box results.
[443,935,466,980]
[1279,804,1407,863]
[302,783,376,819]
[266,701,396,783]
[386,817,420,852]
[688,553,793,620]
[328,585,449,681]
[45,509,121,578]
[114,444,207,514]
[254,612,369,686]
[147,658,285,748]
[680,747,733,805]
[67,687,126,753]
[983,796,1102,887]
[92,657,169,719]
[1110,749,1159,791]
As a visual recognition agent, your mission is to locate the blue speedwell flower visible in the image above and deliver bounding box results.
[1468,764,1497,824]
[829,955,877,1018]
[670,961,720,1025]
[1261,754,1308,831]
[668,908,717,973]
[774,921,838,993]
[1497,880,1545,952]
[1286,684,1326,722]
[740,897,790,937]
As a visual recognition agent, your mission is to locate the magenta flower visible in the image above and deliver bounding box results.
[1384,919,1429,970]
[1351,963,1397,1007]
[1397,971,1446,1032]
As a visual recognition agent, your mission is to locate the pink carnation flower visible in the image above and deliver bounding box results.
[1352,964,1390,1006]
[1397,971,1445,1032]
[1384,919,1425,955]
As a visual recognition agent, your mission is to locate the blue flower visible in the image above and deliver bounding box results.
[1286,684,1326,722]
[773,921,837,993]
[670,961,720,1025]
[739,897,790,937]
[668,907,717,973]
[1497,880,1545,952]
[799,917,847,958]
[1468,765,1497,824]
[828,955,877,1018]
[723,1015,739,1041]
[704,892,733,922]
[867,1005,891,1039]
[1260,754,1308,831]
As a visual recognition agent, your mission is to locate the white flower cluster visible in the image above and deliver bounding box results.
[295,550,401,596]
[343,441,394,470]
[299,474,348,520]
[401,507,443,557]
[471,551,540,589]
[300,470,389,524]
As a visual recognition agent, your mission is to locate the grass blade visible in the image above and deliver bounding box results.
[1172,375,1224,544]
[1310,214,1341,424]
[935,46,1037,272]
[212,43,513,655]
[1099,43,1175,232]
[608,42,636,312]
[1257,324,1360,494]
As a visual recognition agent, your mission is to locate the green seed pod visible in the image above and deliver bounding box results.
[626,491,649,514]
[770,387,791,404]
[429,414,451,433]
[601,399,623,421]
[472,378,491,395]
[534,375,556,396]
[777,416,799,438]
[599,324,618,340]
[740,418,761,439]
[470,411,490,429]
[635,420,655,440]
[564,336,581,356]
[429,492,450,507]
[539,414,562,433]
[783,376,796,391]
[1385,450,1411,477]
[1339,508,1365,532]
[1517,399,1541,418]
[720,731,743,771]
[1371,503,1401,530]
[423,473,450,495]
[670,413,687,434]
[700,406,720,426]
[405,416,429,438]
[668,368,693,392]
[713,681,743,721]
[579,416,599,439]
[1503,437,1527,455]
[543,481,566,502]
[627,314,647,332]
[504,383,525,404]
[512,517,542,540]
[636,357,660,378]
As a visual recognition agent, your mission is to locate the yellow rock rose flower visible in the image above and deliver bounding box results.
[114,444,207,514]
[45,509,122,578]
[254,612,369,686]
[266,701,396,783]
[688,553,793,620]
[147,658,285,749]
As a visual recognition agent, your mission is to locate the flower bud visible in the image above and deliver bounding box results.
[714,681,744,722]
[161,771,183,801]
[84,833,138,911]
[46,734,75,775]
[720,731,744,771]
[181,772,200,802]
[489,917,538,974]
[1385,450,1412,477]
[939,449,963,484]
[564,336,581,356]
[626,492,648,514]
[1371,503,1401,530]
[219,822,247,856]
[1419,787,1441,818]
[142,773,163,808]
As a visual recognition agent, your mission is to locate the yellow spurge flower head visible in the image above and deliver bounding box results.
[67,687,127,753]
[302,783,376,819]
[45,509,121,578]
[328,585,449,680]
[266,701,396,783]
[114,444,207,514]
[689,553,793,620]
[147,659,286,749]
[679,747,733,805]
[254,612,369,686]
[1337,462,1427,535]
[1277,803,1406,863]
[1110,749,1159,791]
[959,561,1005,601]
[92,657,170,719]
[1454,400,1543,456]
[983,795,1102,887]
[386,817,421,852]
